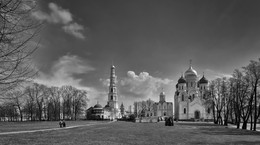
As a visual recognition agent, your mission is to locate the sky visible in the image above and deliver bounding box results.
[31,0,260,110]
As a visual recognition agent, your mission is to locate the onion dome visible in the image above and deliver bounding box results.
[184,66,197,77]
[178,75,186,84]
[199,75,208,84]
[111,65,115,69]
[94,103,103,109]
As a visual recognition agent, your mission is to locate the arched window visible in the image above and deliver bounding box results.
[111,95,113,100]
[184,108,186,114]
[191,82,193,87]
[208,108,210,114]
[192,94,195,99]
[111,88,113,92]
[204,86,206,89]
[182,95,184,101]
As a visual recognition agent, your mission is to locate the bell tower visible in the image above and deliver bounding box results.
[108,65,119,110]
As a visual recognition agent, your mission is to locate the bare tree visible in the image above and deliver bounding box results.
[0,0,41,95]
[5,89,26,121]
[48,86,62,121]
[243,59,260,131]
[73,89,88,120]
[24,83,49,121]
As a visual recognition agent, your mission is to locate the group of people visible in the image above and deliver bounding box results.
[157,116,174,126]
[59,120,66,128]
[165,117,174,126]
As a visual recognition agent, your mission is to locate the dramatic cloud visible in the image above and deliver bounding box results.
[36,54,94,87]
[62,23,85,39]
[119,71,173,100]
[35,54,105,107]
[32,2,85,39]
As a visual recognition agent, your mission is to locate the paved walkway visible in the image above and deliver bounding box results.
[0,121,115,135]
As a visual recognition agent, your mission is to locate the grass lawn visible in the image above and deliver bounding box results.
[0,121,260,145]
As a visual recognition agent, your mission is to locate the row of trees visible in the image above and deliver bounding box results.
[205,58,260,131]
[0,83,88,121]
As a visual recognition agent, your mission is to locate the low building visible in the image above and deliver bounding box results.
[86,103,104,120]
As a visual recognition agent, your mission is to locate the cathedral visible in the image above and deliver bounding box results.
[174,61,213,121]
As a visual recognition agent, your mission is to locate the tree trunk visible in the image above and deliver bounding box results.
[253,83,257,131]
[250,110,253,130]
[213,103,217,124]
[236,115,240,129]
[20,112,23,122]
[242,120,247,129]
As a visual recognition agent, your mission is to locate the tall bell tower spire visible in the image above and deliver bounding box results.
[108,64,119,110]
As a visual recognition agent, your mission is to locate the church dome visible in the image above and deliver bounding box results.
[178,76,186,84]
[94,104,103,108]
[199,75,208,84]
[184,66,197,77]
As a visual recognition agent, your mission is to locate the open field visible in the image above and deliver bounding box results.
[0,121,260,145]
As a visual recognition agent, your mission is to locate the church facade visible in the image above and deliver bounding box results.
[134,91,173,118]
[174,62,212,121]
[153,91,173,117]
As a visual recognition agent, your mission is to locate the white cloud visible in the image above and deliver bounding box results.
[62,23,85,39]
[32,3,72,24]
[48,3,72,24]
[119,71,173,99]
[32,2,85,39]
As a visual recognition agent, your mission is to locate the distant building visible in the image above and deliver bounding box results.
[134,91,173,118]
[87,65,120,120]
[174,61,213,121]
[154,91,173,117]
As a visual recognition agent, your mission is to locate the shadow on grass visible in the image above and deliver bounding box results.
[176,122,221,126]
[192,140,260,145]
[198,127,260,136]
